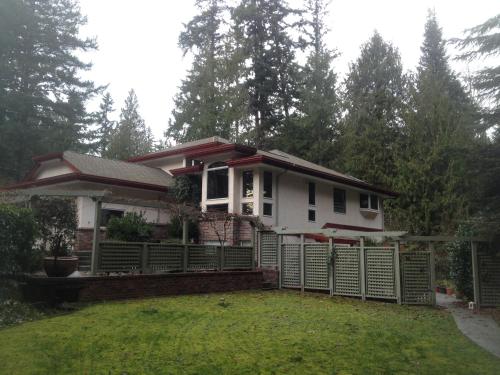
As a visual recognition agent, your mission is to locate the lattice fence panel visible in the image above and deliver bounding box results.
[99,242,142,272]
[478,250,500,307]
[400,251,432,305]
[304,244,330,290]
[333,247,361,296]
[187,245,219,271]
[281,244,301,288]
[148,244,184,272]
[260,231,278,267]
[224,246,253,269]
[365,247,396,299]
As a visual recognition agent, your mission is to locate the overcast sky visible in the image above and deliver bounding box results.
[78,0,498,139]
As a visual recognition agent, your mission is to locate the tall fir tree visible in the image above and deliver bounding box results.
[105,89,154,160]
[94,92,116,156]
[0,0,98,183]
[283,0,338,165]
[392,12,478,234]
[339,31,405,188]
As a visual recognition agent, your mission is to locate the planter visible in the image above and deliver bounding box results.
[446,287,454,296]
[436,286,447,294]
[44,256,79,277]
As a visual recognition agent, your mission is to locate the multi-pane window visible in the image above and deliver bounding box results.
[207,162,228,199]
[308,182,316,205]
[360,193,379,210]
[308,209,316,222]
[242,170,253,197]
[241,202,254,215]
[263,202,273,216]
[263,171,273,198]
[333,188,346,214]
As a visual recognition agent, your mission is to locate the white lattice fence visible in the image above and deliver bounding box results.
[365,247,396,299]
[281,244,301,288]
[259,231,278,267]
[400,251,432,305]
[333,247,361,297]
[304,243,330,290]
[223,246,253,269]
[478,249,500,307]
[187,245,219,271]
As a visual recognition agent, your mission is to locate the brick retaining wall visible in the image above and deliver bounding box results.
[22,271,263,303]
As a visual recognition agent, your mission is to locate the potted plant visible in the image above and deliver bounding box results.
[33,197,78,277]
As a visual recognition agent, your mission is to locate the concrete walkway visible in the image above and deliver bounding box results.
[436,293,500,358]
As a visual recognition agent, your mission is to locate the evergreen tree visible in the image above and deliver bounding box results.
[392,12,479,235]
[339,31,405,188]
[279,0,339,165]
[105,90,154,160]
[94,92,116,156]
[0,0,98,183]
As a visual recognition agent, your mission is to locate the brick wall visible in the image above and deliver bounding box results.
[22,271,264,303]
[199,218,253,245]
[260,267,279,288]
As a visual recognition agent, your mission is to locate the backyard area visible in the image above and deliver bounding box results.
[0,290,499,375]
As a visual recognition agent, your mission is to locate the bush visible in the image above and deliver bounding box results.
[32,197,77,258]
[166,216,199,242]
[0,204,40,274]
[107,212,153,242]
[448,225,474,300]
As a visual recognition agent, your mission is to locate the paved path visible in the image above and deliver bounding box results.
[436,293,500,358]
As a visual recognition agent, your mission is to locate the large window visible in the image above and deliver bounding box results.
[333,188,346,214]
[207,162,228,199]
[263,171,273,198]
[100,209,124,227]
[360,193,379,210]
[242,170,253,197]
[308,182,316,205]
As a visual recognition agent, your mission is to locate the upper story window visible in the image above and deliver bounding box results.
[308,182,316,206]
[263,171,273,198]
[333,188,346,214]
[360,193,379,210]
[207,162,228,199]
[242,170,253,198]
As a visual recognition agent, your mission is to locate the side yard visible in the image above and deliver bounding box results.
[0,291,499,375]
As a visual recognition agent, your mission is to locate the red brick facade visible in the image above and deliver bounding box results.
[199,218,254,245]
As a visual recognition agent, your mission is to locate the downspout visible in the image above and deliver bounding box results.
[275,169,288,227]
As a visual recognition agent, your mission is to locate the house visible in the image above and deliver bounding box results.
[5,136,397,249]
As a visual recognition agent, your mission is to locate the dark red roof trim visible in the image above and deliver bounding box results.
[184,144,256,159]
[6,173,169,193]
[227,155,398,197]
[322,223,383,232]
[127,141,224,163]
[170,164,204,176]
[32,152,64,163]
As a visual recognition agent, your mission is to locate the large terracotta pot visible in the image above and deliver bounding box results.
[44,256,79,277]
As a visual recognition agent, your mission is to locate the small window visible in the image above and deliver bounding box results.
[101,209,124,227]
[242,170,253,198]
[308,182,315,205]
[206,204,228,213]
[360,193,369,209]
[263,202,272,216]
[263,171,273,198]
[333,188,346,214]
[308,209,316,222]
[370,194,379,210]
[241,202,253,215]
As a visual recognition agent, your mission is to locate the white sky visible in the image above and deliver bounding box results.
[78,0,499,139]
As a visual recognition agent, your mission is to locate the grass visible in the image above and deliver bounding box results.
[0,291,499,375]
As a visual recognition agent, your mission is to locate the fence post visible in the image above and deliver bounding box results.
[328,237,334,297]
[90,199,102,275]
[277,234,282,288]
[219,245,224,271]
[300,234,305,293]
[471,241,480,309]
[141,243,150,274]
[360,236,366,301]
[428,242,436,306]
[394,240,402,304]
[183,245,188,273]
[251,226,256,270]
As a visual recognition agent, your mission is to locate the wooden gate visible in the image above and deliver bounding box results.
[400,251,434,305]
[477,249,500,307]
[259,231,278,267]
[280,244,301,288]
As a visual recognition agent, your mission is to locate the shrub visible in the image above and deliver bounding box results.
[448,225,474,300]
[0,204,40,274]
[32,197,77,258]
[166,216,199,243]
[107,212,153,242]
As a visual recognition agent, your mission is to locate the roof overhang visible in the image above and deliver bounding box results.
[127,141,224,163]
[227,155,398,197]
[184,143,256,160]
[170,164,204,176]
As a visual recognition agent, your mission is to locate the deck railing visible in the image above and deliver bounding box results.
[97,241,255,273]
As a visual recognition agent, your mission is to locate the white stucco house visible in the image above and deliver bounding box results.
[5,136,397,249]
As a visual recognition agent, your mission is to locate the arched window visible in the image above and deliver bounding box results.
[207,162,228,199]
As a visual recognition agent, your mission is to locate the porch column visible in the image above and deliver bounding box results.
[227,167,237,214]
[90,198,102,275]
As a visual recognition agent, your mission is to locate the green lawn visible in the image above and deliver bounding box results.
[0,291,498,375]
